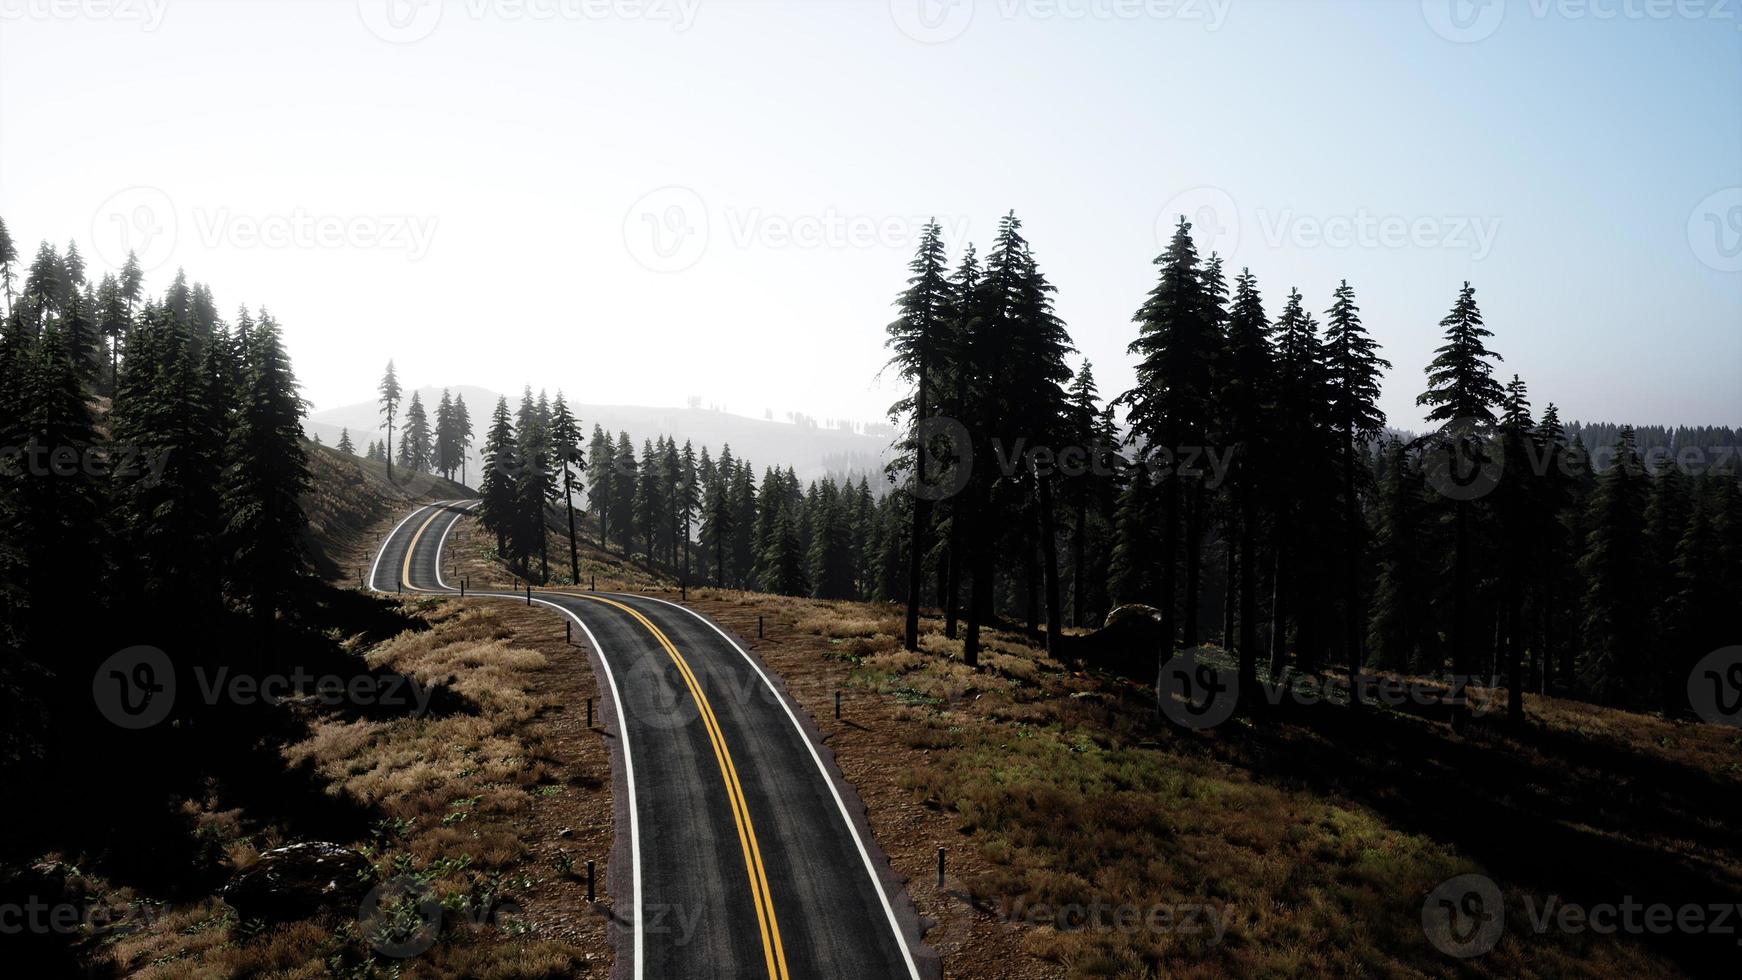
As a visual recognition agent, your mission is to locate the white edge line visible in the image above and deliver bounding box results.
[431,500,482,591]
[418,501,646,980]
[367,501,447,592]
[620,592,925,980]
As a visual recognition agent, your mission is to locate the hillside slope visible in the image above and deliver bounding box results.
[300,443,473,579]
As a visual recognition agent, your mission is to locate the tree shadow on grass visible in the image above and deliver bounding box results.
[1179,692,1742,979]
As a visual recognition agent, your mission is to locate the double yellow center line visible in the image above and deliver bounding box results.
[401,504,450,591]
[575,594,790,980]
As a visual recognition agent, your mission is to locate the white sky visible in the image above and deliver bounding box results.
[2,0,1738,431]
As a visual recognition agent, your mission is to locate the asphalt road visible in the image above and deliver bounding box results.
[371,500,931,980]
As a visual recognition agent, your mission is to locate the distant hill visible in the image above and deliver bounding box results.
[306,386,895,488]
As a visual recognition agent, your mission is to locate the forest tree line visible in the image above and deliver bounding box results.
[0,219,314,774]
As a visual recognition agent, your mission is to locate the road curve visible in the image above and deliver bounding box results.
[371,500,935,980]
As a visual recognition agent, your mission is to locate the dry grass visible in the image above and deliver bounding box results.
[87,600,605,979]
[683,589,1708,979]
[446,508,672,593]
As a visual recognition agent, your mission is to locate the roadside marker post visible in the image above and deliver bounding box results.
[591,573,596,591]
[586,860,596,903]
[587,697,593,728]
[938,848,946,888]
[758,615,764,639]
[681,582,686,602]
[566,621,572,645]
[835,691,841,719]
[526,584,532,606]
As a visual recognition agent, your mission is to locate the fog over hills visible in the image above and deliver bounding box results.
[306,386,894,490]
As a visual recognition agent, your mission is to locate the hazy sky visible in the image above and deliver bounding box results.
[2,0,1738,431]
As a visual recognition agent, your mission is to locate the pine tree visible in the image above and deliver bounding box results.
[221,310,312,641]
[1268,287,1332,676]
[1217,267,1273,695]
[703,446,734,586]
[549,393,584,583]
[337,428,355,455]
[513,389,554,580]
[1120,216,1217,667]
[1578,427,1650,707]
[1367,438,1430,672]
[7,324,105,648]
[1494,375,1537,723]
[1417,282,1504,727]
[23,242,61,332]
[886,220,954,651]
[1322,279,1390,702]
[110,307,225,620]
[588,425,614,548]
[612,432,639,556]
[378,361,402,483]
[434,389,458,479]
[679,440,700,579]
[399,391,431,474]
[762,506,809,597]
[0,216,15,316]
[454,393,474,485]
[479,397,517,557]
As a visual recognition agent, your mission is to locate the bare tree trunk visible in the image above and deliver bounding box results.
[1071,499,1087,629]
[1182,482,1202,649]
[904,361,930,652]
[1037,476,1063,657]
[564,475,580,584]
[1222,536,1236,652]
[944,514,962,639]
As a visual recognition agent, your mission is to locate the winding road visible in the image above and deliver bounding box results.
[369,500,932,980]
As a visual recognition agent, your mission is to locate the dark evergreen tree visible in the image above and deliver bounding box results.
[1322,279,1390,701]
[549,393,585,584]
[479,397,517,557]
[1578,427,1650,707]
[398,391,431,474]
[378,360,402,483]
[220,310,311,642]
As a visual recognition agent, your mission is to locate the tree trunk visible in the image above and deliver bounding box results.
[1158,471,1178,653]
[1037,476,1063,657]
[944,513,962,640]
[1269,535,1289,682]
[1182,482,1201,649]
[1071,500,1087,629]
[1450,493,1471,733]
[1343,433,1365,707]
[564,474,579,585]
[1222,535,1236,653]
[904,361,930,652]
[1238,486,1260,701]
[963,510,990,669]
